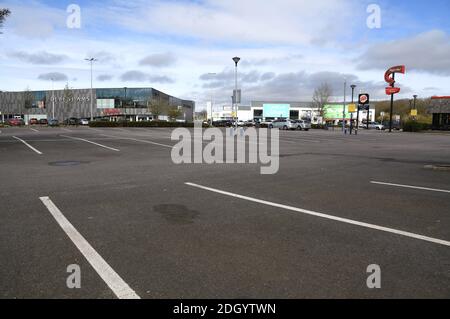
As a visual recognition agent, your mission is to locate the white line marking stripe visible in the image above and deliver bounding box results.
[39,197,141,299]
[12,136,43,154]
[185,182,450,247]
[30,128,39,132]
[60,135,120,151]
[100,134,173,148]
[371,181,450,194]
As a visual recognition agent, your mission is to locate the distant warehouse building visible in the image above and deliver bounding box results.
[0,87,194,124]
[429,96,450,130]
[250,101,375,124]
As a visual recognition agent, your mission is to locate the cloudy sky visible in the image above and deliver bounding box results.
[0,0,449,108]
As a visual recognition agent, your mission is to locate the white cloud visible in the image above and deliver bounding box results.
[8,50,68,64]
[357,30,450,75]
[139,52,177,67]
[110,0,358,45]
[37,72,68,82]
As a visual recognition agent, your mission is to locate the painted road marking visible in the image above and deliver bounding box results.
[370,181,450,194]
[185,182,450,247]
[39,197,140,299]
[12,136,43,155]
[30,128,39,132]
[61,128,72,132]
[60,135,120,152]
[100,134,173,148]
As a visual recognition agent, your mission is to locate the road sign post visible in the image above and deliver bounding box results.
[358,94,370,134]
[385,65,406,133]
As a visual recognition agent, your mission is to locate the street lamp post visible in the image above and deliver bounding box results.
[51,78,55,119]
[207,73,216,124]
[232,57,240,130]
[350,84,356,135]
[342,79,347,134]
[124,87,127,121]
[413,94,418,121]
[85,58,97,121]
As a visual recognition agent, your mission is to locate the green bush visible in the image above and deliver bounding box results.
[89,121,120,127]
[89,120,203,128]
[402,121,431,132]
[311,124,327,130]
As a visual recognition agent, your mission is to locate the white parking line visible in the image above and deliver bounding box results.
[12,136,43,154]
[30,128,39,132]
[370,181,450,194]
[185,182,450,247]
[100,134,173,148]
[60,135,120,152]
[39,197,140,299]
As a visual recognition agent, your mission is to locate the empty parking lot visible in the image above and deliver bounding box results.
[0,126,449,298]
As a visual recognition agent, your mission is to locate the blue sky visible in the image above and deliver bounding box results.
[0,0,449,107]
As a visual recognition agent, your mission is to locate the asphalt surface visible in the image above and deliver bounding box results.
[0,125,449,299]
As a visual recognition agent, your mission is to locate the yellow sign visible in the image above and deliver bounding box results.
[348,104,356,113]
[411,109,418,116]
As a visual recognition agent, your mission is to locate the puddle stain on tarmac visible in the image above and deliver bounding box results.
[48,160,90,167]
[154,204,199,225]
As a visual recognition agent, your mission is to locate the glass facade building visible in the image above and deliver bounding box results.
[0,87,194,123]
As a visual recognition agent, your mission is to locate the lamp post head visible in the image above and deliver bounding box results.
[232,57,241,66]
[413,94,418,99]
[351,84,357,90]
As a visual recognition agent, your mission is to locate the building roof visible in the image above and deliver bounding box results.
[429,96,450,113]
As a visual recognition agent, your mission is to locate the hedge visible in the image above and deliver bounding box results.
[402,121,432,132]
[89,120,209,128]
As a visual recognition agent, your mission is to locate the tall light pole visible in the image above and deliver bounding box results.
[413,94,418,121]
[207,73,216,124]
[350,84,356,135]
[51,78,55,119]
[232,57,240,130]
[85,58,97,121]
[342,79,347,134]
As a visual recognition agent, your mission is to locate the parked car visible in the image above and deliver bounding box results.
[243,120,256,127]
[48,119,59,127]
[367,122,385,130]
[292,120,312,131]
[39,118,48,125]
[8,118,25,126]
[259,120,273,128]
[64,117,79,125]
[269,119,310,130]
[29,118,39,125]
[212,120,233,127]
[79,118,89,125]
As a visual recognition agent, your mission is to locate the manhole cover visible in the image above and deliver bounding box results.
[49,160,83,167]
[154,204,199,225]
[424,164,450,171]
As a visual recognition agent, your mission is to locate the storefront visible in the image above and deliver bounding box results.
[430,96,450,131]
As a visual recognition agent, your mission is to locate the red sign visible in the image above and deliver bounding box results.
[384,65,406,85]
[359,94,369,105]
[385,87,401,95]
[103,108,121,115]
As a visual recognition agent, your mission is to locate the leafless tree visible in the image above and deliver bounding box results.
[0,9,11,34]
[63,83,74,122]
[23,87,34,111]
[312,83,333,118]
[147,97,169,120]
[167,106,182,121]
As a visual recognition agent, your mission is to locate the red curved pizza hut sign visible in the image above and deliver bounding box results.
[384,65,405,95]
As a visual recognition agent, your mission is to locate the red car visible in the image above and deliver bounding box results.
[8,118,25,126]
[29,118,39,125]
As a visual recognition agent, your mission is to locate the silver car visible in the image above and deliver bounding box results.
[269,119,311,131]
